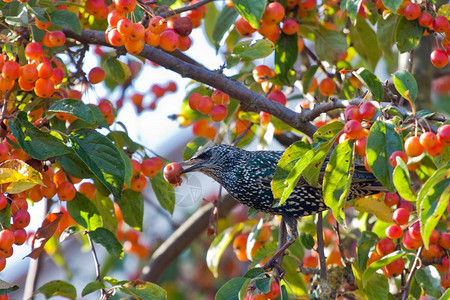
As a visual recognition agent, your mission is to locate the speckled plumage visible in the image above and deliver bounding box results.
[181,144,385,219]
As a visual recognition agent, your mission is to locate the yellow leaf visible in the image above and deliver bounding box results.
[0,159,44,193]
[353,193,392,223]
[344,290,368,300]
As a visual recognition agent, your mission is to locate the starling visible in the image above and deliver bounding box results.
[180,144,386,266]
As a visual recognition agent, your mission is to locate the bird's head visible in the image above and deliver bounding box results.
[180,144,242,175]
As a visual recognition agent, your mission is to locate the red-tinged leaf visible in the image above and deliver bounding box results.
[27,213,64,259]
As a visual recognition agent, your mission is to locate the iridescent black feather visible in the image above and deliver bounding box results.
[181,144,385,219]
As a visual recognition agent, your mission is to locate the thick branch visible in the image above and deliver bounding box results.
[63,28,321,137]
[141,195,237,283]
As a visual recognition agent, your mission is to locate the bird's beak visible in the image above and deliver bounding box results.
[179,158,206,174]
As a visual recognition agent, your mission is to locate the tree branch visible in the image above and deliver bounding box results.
[64,27,345,138]
[141,195,237,282]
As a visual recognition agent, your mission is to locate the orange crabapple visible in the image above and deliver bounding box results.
[318,77,336,96]
[432,15,449,33]
[392,207,410,225]
[13,209,31,229]
[419,12,432,28]
[210,105,228,122]
[420,131,437,149]
[2,60,20,81]
[344,105,362,121]
[141,159,159,178]
[389,151,408,167]
[430,49,449,69]
[404,136,425,157]
[437,124,450,146]
[211,90,230,105]
[78,182,97,200]
[384,258,405,277]
[343,120,364,139]
[20,64,39,83]
[235,17,255,37]
[267,90,287,105]
[252,65,273,83]
[263,2,285,24]
[149,16,167,34]
[376,238,396,256]
[385,224,403,240]
[114,0,136,13]
[188,93,202,110]
[35,18,51,30]
[25,42,44,60]
[57,182,76,201]
[34,78,55,98]
[403,3,421,21]
[358,101,377,120]
[197,96,214,115]
[88,67,105,84]
[282,18,298,35]
[130,173,147,192]
[0,230,15,251]
[48,30,66,47]
[129,23,145,41]
[159,29,179,51]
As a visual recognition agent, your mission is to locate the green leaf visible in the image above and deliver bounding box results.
[414,267,442,298]
[82,281,106,297]
[353,68,384,102]
[275,33,298,85]
[119,281,167,300]
[107,131,141,154]
[376,14,398,55]
[231,0,266,29]
[440,288,450,300]
[243,267,265,278]
[0,279,19,295]
[302,65,319,93]
[0,204,11,231]
[215,277,248,300]
[183,137,208,160]
[299,232,315,249]
[313,121,344,143]
[282,255,308,295]
[207,223,244,278]
[232,39,275,60]
[418,167,450,248]
[362,273,389,300]
[356,231,378,272]
[149,172,175,215]
[255,277,271,293]
[381,0,402,12]
[203,2,220,47]
[212,6,238,50]
[323,139,354,225]
[271,140,312,201]
[56,153,93,179]
[313,27,348,63]
[34,280,76,300]
[395,17,424,53]
[366,121,403,192]
[362,250,407,288]
[349,16,381,70]
[102,57,128,85]
[9,111,70,160]
[49,10,81,34]
[341,0,363,24]
[393,159,416,202]
[48,99,97,124]
[118,148,132,187]
[117,189,143,230]
[67,192,102,231]
[303,125,342,187]
[88,227,123,258]
[70,128,125,199]
[393,70,418,102]
[91,192,118,233]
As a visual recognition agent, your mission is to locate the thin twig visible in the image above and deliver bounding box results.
[316,214,327,280]
[402,246,423,300]
[87,232,105,298]
[159,0,214,18]
[334,223,350,268]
